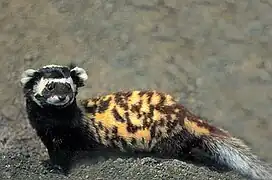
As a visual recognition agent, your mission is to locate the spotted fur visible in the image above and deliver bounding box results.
[80,91,227,151]
[80,91,272,180]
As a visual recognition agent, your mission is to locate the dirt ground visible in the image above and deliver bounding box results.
[0,0,272,179]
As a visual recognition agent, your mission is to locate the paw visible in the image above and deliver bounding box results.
[42,160,69,176]
[50,164,69,176]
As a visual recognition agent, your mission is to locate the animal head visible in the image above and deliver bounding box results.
[20,64,88,108]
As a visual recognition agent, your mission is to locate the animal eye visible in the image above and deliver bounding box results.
[47,83,55,91]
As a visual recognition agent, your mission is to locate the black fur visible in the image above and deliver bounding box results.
[25,96,97,174]
[22,64,96,174]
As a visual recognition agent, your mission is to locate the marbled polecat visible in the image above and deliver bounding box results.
[20,64,272,180]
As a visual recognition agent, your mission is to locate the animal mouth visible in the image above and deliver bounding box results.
[47,94,73,106]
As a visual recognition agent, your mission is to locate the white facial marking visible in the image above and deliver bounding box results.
[32,96,43,107]
[20,69,37,85]
[71,67,88,81]
[34,78,48,96]
[46,95,70,106]
[33,77,76,96]
[41,64,67,69]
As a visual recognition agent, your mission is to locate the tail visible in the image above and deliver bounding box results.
[184,118,272,180]
[202,134,272,180]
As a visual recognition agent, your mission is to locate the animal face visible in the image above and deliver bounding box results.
[20,64,88,107]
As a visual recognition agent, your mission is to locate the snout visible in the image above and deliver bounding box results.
[46,94,73,106]
[57,95,67,102]
[47,83,74,106]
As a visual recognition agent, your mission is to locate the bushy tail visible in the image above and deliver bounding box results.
[201,134,272,180]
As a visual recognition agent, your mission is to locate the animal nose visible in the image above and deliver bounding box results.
[58,95,66,101]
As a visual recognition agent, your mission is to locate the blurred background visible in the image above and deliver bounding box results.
[0,0,271,179]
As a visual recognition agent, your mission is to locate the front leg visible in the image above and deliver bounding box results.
[37,131,75,175]
[48,138,75,175]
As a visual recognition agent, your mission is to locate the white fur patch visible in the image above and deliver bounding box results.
[209,138,272,180]
[71,67,88,81]
[46,95,70,106]
[33,77,76,95]
[20,69,37,85]
[32,96,43,107]
[41,64,67,69]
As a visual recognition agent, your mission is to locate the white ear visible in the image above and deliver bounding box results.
[71,67,88,81]
[20,69,37,86]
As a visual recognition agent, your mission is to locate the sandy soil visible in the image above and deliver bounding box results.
[0,0,272,179]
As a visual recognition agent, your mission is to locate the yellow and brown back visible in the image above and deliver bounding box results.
[80,90,229,152]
